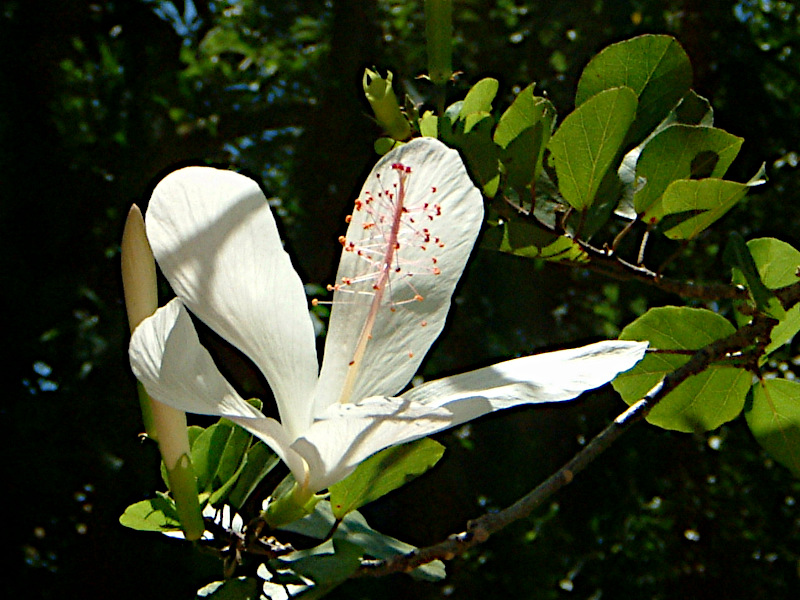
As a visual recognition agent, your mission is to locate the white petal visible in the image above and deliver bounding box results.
[402,340,649,425]
[129,299,309,483]
[145,167,318,437]
[291,397,455,492]
[315,138,483,410]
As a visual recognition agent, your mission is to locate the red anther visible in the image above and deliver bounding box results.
[373,284,380,290]
[363,222,375,230]
[431,186,437,193]
[394,242,400,249]
[432,267,441,275]
[420,320,428,327]
[432,257,438,264]
[342,277,353,285]
[354,199,363,210]
[395,267,401,272]
[349,360,355,366]
[408,351,414,357]
[414,294,423,301]
[345,214,353,223]
[338,235,347,246]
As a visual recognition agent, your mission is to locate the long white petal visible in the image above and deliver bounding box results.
[145,167,318,437]
[291,397,455,492]
[402,340,649,424]
[129,299,309,482]
[315,138,483,410]
[292,341,646,492]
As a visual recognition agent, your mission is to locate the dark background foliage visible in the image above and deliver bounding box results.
[3,1,799,598]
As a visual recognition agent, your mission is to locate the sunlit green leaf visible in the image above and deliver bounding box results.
[484,216,588,263]
[329,438,445,519]
[548,87,637,211]
[459,78,499,119]
[747,379,800,477]
[633,125,743,219]
[733,237,800,355]
[613,307,750,432]
[119,493,182,533]
[659,178,750,239]
[494,85,556,192]
[576,34,692,146]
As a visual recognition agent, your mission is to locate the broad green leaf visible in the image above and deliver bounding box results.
[724,232,784,320]
[747,379,800,477]
[196,577,261,599]
[634,125,744,219]
[459,78,499,119]
[576,34,692,146]
[418,111,438,137]
[494,85,556,190]
[329,438,445,519]
[733,238,800,355]
[659,178,749,240]
[275,539,363,600]
[484,217,588,263]
[548,87,638,211]
[442,113,501,197]
[227,442,281,511]
[119,493,182,533]
[613,307,750,432]
[281,501,446,581]
[374,137,400,155]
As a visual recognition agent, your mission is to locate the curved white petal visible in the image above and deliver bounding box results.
[402,340,649,425]
[291,397,455,492]
[145,167,318,437]
[315,138,483,410]
[129,299,308,482]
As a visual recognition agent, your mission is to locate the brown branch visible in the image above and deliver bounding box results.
[574,240,750,302]
[354,315,778,578]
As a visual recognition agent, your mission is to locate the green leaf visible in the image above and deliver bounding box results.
[227,442,281,511]
[747,379,800,477]
[418,111,438,137]
[459,78,499,119]
[633,125,744,219]
[119,493,182,533]
[613,307,750,432]
[493,85,556,191]
[281,501,446,581]
[329,438,445,519]
[276,539,363,600]
[575,34,692,146]
[658,178,750,240]
[441,112,501,197]
[733,237,800,355]
[484,216,588,263]
[196,577,261,599]
[724,232,784,319]
[548,87,638,211]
